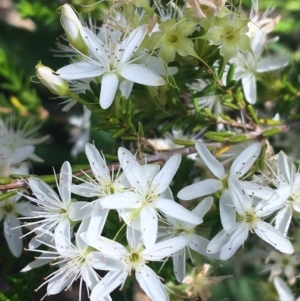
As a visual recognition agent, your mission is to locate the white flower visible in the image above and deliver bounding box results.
[273,152,300,235]
[158,196,214,282]
[229,29,288,104]
[248,1,280,39]
[100,147,201,249]
[20,161,92,244]
[274,276,300,301]
[0,193,37,257]
[23,219,120,300]
[88,226,187,301]
[68,113,91,157]
[178,141,275,232]
[178,141,262,199]
[0,116,47,176]
[206,177,294,260]
[72,143,126,243]
[264,250,300,285]
[56,25,166,109]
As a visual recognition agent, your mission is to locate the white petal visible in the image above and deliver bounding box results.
[135,265,169,301]
[251,29,265,58]
[118,25,147,64]
[100,192,141,209]
[57,61,104,80]
[257,57,288,72]
[4,216,22,257]
[255,186,290,216]
[143,235,188,260]
[119,64,166,86]
[220,190,236,232]
[241,72,256,104]
[228,177,252,214]
[275,205,292,235]
[71,182,101,197]
[81,265,99,290]
[90,270,128,301]
[187,235,210,255]
[100,73,119,109]
[195,141,225,179]
[85,235,127,257]
[220,225,248,260]
[206,228,230,254]
[192,196,213,219]
[240,181,277,199]
[151,154,181,194]
[277,152,292,184]
[157,198,202,224]
[118,147,147,193]
[47,271,73,295]
[16,202,40,217]
[230,142,261,178]
[177,179,223,200]
[173,249,186,283]
[75,217,90,249]
[85,143,111,183]
[28,177,61,205]
[273,276,294,301]
[126,225,143,250]
[11,146,34,163]
[69,201,92,221]
[255,221,294,254]
[86,202,109,243]
[140,206,158,249]
[88,251,125,271]
[54,220,71,255]
[119,79,133,98]
[21,254,52,272]
[58,161,72,206]
[81,27,108,60]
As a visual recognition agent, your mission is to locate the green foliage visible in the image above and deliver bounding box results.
[16,0,58,25]
[0,49,43,117]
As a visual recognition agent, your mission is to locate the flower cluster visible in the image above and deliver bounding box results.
[13,139,298,301]
[2,0,300,300]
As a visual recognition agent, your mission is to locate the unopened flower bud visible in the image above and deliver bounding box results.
[59,4,88,54]
[36,62,70,96]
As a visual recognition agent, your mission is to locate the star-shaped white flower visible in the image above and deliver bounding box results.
[21,161,92,244]
[56,25,165,109]
[229,29,288,104]
[178,141,275,232]
[206,177,294,260]
[23,219,120,301]
[100,147,201,249]
[88,226,187,301]
[72,143,127,243]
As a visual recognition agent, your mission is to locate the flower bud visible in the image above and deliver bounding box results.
[59,4,88,54]
[36,62,70,96]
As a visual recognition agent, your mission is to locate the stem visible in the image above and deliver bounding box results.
[1,119,300,192]
[69,92,87,105]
